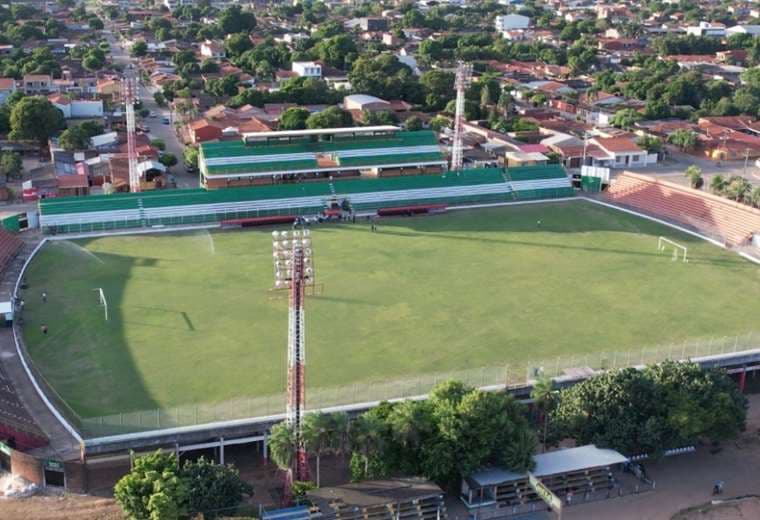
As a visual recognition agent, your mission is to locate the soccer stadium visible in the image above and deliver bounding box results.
[0,128,757,497]
[17,165,760,438]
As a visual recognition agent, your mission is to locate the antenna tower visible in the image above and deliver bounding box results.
[451,61,472,172]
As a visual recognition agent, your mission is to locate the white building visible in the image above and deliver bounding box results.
[200,40,225,59]
[292,61,322,78]
[50,95,104,119]
[495,14,530,32]
[685,22,726,38]
[726,25,760,37]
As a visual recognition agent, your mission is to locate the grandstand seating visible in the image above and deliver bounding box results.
[39,166,575,234]
[606,172,760,246]
[0,230,23,274]
[0,363,48,451]
[327,495,446,520]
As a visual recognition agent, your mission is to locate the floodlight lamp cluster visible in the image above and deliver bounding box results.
[272,230,314,288]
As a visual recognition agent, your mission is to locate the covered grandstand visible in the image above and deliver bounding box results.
[198,127,447,189]
[38,165,574,234]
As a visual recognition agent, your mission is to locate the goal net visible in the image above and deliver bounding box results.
[658,237,688,263]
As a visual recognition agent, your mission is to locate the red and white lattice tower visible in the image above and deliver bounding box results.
[451,61,472,172]
[121,75,141,193]
[272,229,314,500]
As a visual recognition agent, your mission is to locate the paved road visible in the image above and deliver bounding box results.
[104,28,198,189]
[635,148,760,189]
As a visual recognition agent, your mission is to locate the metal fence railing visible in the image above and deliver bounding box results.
[75,332,760,439]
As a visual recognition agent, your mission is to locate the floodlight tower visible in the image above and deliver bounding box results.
[121,74,140,193]
[272,229,314,499]
[451,61,472,172]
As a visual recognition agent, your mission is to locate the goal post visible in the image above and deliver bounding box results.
[94,287,108,321]
[658,237,688,263]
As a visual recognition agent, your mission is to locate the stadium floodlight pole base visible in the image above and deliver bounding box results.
[658,237,688,263]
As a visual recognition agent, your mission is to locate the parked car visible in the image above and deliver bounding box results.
[162,116,170,125]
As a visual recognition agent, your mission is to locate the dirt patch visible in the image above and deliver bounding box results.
[0,493,121,519]
[672,497,760,520]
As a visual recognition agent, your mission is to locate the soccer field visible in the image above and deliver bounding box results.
[21,200,760,422]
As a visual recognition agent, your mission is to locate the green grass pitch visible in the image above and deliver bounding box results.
[21,200,760,419]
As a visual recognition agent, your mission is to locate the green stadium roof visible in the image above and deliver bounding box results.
[199,130,446,178]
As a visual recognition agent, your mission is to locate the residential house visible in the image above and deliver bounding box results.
[49,94,104,119]
[685,22,726,38]
[23,74,53,94]
[344,94,392,113]
[360,17,388,32]
[726,25,760,37]
[292,61,322,78]
[495,14,530,33]
[0,78,16,104]
[200,40,226,60]
[592,136,652,168]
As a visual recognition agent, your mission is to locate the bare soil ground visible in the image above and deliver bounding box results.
[672,497,760,520]
[0,493,121,520]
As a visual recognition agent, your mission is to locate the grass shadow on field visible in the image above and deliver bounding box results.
[20,242,169,421]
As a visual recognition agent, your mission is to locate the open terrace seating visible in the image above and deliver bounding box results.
[606,172,760,246]
[0,229,23,274]
[0,364,47,451]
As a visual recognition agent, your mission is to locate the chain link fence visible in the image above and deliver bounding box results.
[73,332,760,439]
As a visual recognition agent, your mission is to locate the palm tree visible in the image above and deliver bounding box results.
[302,412,335,488]
[710,174,727,194]
[502,428,537,472]
[725,176,752,203]
[268,421,295,473]
[351,413,385,478]
[751,186,760,209]
[684,165,703,189]
[530,376,556,452]
[330,412,350,458]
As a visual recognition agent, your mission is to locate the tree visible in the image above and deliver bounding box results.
[114,450,188,520]
[302,412,336,487]
[350,411,387,481]
[550,361,746,456]
[668,129,698,151]
[224,32,253,59]
[59,125,95,151]
[530,376,555,451]
[0,152,22,181]
[183,147,199,169]
[348,381,535,487]
[404,116,423,131]
[183,457,252,519]
[684,165,702,189]
[306,106,352,129]
[429,116,450,133]
[130,40,148,58]
[750,186,760,208]
[349,55,422,103]
[218,5,256,35]
[637,135,663,154]
[611,108,643,130]
[279,107,311,131]
[724,175,753,203]
[159,153,178,169]
[268,422,295,472]
[363,110,397,126]
[420,70,455,110]
[316,34,357,69]
[89,17,104,30]
[150,138,166,151]
[710,174,727,194]
[154,91,166,107]
[9,96,65,151]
